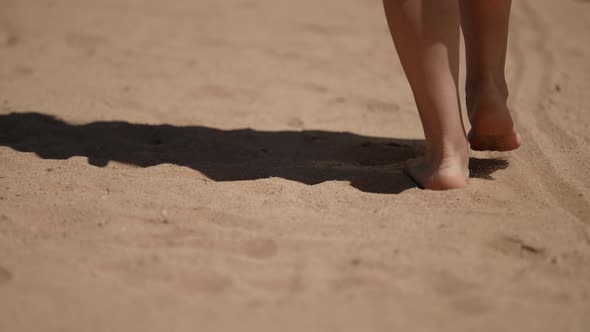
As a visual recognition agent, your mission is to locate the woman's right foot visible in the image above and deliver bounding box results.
[467,83,522,152]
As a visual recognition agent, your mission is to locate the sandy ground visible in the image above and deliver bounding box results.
[1,0,589,331]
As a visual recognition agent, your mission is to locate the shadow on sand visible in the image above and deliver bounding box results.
[0,112,508,194]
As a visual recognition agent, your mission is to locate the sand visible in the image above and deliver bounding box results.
[1,0,589,331]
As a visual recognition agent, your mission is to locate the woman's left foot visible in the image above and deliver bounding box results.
[404,150,469,190]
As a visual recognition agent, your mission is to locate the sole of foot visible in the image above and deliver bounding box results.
[403,156,469,191]
[468,130,522,152]
[467,86,522,152]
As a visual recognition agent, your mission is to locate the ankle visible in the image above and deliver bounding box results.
[426,139,469,165]
[466,75,508,108]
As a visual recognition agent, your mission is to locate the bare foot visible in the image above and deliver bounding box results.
[467,84,521,151]
[404,152,469,190]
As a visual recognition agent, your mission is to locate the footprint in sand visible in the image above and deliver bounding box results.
[4,33,19,47]
[287,117,304,129]
[64,32,108,56]
[450,296,492,316]
[0,265,12,285]
[490,235,546,260]
[1,65,34,81]
[243,238,278,259]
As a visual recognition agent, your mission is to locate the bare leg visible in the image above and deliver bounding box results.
[460,0,521,151]
[383,0,469,190]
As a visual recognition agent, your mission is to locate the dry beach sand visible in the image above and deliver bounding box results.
[1,0,590,331]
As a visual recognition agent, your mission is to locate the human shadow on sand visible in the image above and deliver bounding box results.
[0,112,508,194]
